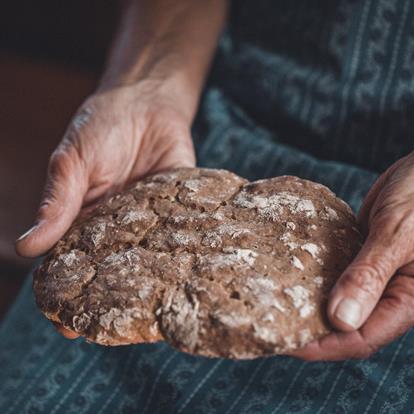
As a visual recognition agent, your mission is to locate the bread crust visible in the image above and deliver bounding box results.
[34,168,362,359]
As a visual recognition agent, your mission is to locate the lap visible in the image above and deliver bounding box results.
[1,278,414,413]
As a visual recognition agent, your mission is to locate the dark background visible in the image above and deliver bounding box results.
[0,1,120,317]
[1,0,119,71]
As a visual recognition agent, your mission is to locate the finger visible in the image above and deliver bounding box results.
[292,273,414,361]
[357,172,389,235]
[327,212,414,332]
[290,331,372,361]
[52,322,80,339]
[16,146,88,257]
[398,261,414,274]
[358,155,411,235]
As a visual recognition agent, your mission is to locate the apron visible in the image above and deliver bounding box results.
[2,1,414,412]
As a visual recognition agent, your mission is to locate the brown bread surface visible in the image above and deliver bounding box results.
[34,168,362,359]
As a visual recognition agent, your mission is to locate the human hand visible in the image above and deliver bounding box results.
[17,81,195,257]
[16,82,195,338]
[292,153,414,360]
[14,0,230,340]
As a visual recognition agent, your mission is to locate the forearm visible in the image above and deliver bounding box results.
[99,0,228,122]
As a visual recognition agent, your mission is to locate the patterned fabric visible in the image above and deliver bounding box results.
[2,0,414,412]
[215,0,414,173]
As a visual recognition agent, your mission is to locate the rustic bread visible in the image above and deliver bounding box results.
[34,168,362,359]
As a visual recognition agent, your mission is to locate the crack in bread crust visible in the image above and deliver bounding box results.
[33,168,362,359]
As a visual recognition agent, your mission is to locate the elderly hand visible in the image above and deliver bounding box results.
[15,82,195,338]
[293,153,414,360]
[15,0,227,340]
[16,82,195,258]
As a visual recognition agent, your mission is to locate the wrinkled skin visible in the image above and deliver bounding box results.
[292,153,414,360]
[16,87,414,356]
[13,0,414,360]
[15,0,229,342]
[17,82,195,257]
[19,102,414,356]
[16,83,195,338]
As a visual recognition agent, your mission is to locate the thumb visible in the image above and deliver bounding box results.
[16,148,87,258]
[327,214,413,332]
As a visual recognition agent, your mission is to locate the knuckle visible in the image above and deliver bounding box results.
[382,277,414,323]
[395,210,414,233]
[48,143,84,178]
[373,204,414,244]
[49,148,69,167]
[48,149,71,177]
[342,262,387,298]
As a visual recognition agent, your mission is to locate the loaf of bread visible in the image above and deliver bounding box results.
[34,168,362,359]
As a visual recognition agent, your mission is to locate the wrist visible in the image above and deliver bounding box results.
[94,72,196,127]
[102,54,203,120]
[97,0,228,124]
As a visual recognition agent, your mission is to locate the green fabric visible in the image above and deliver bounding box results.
[2,0,414,412]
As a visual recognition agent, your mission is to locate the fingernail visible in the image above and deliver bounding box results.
[16,225,37,242]
[335,298,361,329]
